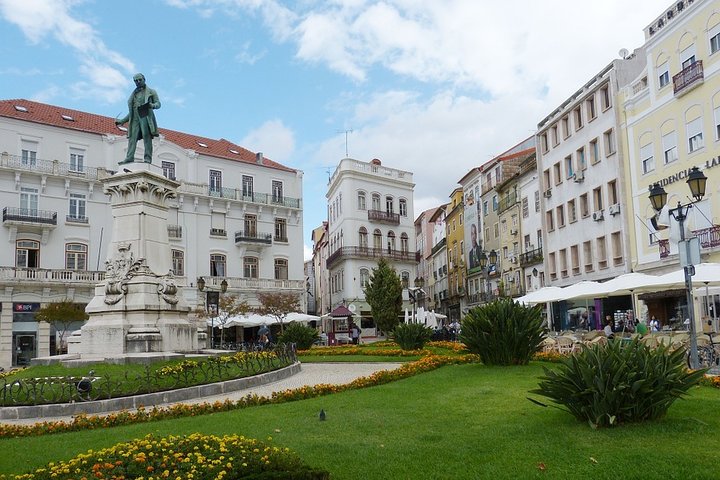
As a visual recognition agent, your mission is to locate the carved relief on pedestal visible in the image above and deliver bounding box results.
[104,243,180,306]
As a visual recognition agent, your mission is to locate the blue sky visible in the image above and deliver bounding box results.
[0,0,664,259]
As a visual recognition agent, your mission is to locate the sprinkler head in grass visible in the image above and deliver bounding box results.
[319,409,326,421]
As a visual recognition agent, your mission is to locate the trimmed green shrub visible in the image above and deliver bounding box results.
[278,322,320,350]
[529,338,707,428]
[392,322,433,350]
[459,298,545,365]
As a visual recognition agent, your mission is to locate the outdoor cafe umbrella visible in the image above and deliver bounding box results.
[516,286,564,305]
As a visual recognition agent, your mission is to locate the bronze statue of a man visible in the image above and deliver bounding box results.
[115,73,161,164]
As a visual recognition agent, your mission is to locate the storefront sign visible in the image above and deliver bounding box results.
[13,303,40,312]
[648,156,720,191]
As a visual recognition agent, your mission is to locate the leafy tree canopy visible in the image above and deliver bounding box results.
[364,258,403,334]
[256,291,301,333]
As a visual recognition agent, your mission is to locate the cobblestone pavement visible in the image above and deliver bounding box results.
[1,362,403,426]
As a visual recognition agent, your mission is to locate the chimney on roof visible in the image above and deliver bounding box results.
[256,152,263,164]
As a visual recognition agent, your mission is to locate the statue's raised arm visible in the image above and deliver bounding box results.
[116,73,161,165]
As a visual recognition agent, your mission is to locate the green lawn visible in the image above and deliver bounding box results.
[1,363,719,479]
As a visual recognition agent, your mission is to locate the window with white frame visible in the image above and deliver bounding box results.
[657,62,670,88]
[244,214,257,236]
[16,239,40,268]
[161,161,176,180]
[399,198,407,217]
[243,257,258,278]
[372,193,381,211]
[210,254,226,277]
[209,170,222,194]
[387,231,396,252]
[711,24,720,54]
[359,227,368,248]
[662,131,678,164]
[274,258,288,280]
[680,45,696,69]
[565,155,574,179]
[20,186,38,214]
[373,229,382,249]
[274,218,287,241]
[69,148,84,173]
[603,129,616,155]
[242,175,253,199]
[357,191,366,210]
[600,84,611,110]
[573,106,583,130]
[21,139,38,166]
[590,138,599,164]
[171,249,184,276]
[640,143,655,174]
[65,243,87,270]
[360,268,370,288]
[385,196,394,214]
[69,193,86,221]
[586,96,596,121]
[400,233,409,253]
[272,180,283,203]
[577,147,586,170]
[687,117,704,153]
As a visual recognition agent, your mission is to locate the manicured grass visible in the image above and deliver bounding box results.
[1,363,719,479]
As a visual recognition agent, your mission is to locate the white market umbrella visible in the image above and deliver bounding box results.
[516,286,564,304]
[558,281,603,301]
[600,272,671,296]
[656,262,720,288]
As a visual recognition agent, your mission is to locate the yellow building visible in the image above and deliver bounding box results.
[621,0,720,329]
[445,188,466,322]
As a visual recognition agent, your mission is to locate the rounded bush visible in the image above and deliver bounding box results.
[392,322,433,350]
[459,298,545,365]
[278,322,320,350]
[530,338,707,428]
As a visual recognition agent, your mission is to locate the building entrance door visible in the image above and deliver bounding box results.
[12,333,36,366]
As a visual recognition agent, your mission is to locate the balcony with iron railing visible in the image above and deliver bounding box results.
[0,152,107,180]
[210,228,227,237]
[658,225,720,259]
[234,230,272,245]
[497,192,518,215]
[201,186,301,209]
[327,246,418,268]
[673,60,703,96]
[431,237,447,256]
[167,224,182,239]
[66,215,89,224]
[368,209,401,225]
[200,276,305,292]
[519,247,543,267]
[3,207,57,226]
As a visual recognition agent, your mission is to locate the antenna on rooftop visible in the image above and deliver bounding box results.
[336,128,353,158]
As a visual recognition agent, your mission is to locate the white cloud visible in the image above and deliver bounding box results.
[0,0,134,103]
[304,244,313,261]
[240,119,296,163]
[235,42,266,65]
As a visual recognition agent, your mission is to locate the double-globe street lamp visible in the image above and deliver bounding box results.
[648,166,707,369]
[478,249,498,301]
[402,277,426,323]
[197,276,228,348]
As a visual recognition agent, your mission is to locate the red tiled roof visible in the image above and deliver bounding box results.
[0,99,296,173]
[498,147,536,161]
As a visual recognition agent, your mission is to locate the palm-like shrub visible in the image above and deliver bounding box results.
[459,298,545,365]
[278,322,319,350]
[529,338,706,428]
[392,322,433,350]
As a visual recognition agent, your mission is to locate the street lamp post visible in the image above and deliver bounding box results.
[478,249,498,302]
[648,166,707,369]
[197,276,228,348]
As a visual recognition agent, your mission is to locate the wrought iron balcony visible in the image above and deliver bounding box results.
[168,224,182,239]
[673,60,703,96]
[431,237,447,256]
[327,246,417,268]
[519,247,543,267]
[497,193,518,215]
[693,225,720,249]
[368,209,400,225]
[3,207,57,225]
[234,230,272,244]
[0,152,104,180]
[66,215,89,224]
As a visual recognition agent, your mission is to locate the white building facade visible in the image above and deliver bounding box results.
[0,99,305,368]
[325,158,417,337]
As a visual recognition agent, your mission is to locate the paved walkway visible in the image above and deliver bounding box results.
[1,362,402,426]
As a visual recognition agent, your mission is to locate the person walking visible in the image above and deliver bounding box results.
[351,323,361,345]
[115,73,161,164]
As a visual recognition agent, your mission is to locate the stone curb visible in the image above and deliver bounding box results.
[0,362,301,421]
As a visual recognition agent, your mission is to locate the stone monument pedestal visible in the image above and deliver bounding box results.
[69,164,198,358]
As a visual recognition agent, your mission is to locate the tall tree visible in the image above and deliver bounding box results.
[256,291,301,333]
[364,258,403,335]
[34,300,88,354]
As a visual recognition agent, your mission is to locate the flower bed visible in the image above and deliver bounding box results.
[1,433,329,480]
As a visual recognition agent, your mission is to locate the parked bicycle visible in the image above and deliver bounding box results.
[686,332,720,369]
